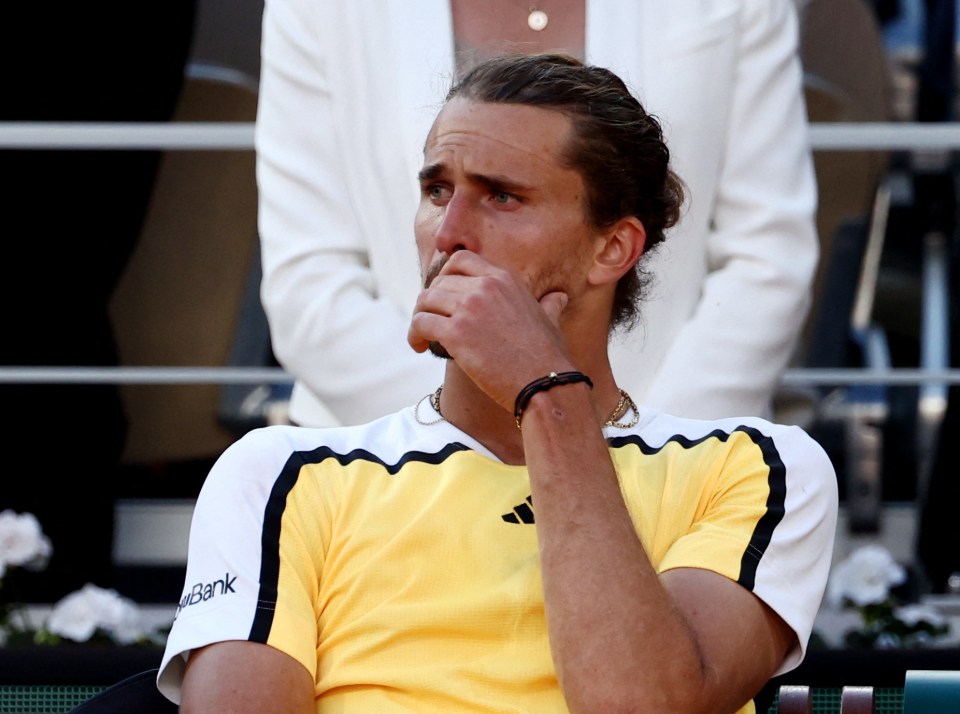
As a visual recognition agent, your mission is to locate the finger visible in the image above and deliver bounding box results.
[407,314,432,353]
[538,290,569,328]
[413,278,471,320]
[407,300,454,351]
[407,283,462,353]
[433,249,501,280]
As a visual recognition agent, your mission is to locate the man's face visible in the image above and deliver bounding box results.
[415,98,598,305]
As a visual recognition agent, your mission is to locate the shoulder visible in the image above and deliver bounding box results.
[631,407,815,445]
[627,409,836,484]
[205,408,464,490]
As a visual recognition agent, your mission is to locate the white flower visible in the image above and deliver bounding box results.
[826,544,907,608]
[0,510,53,577]
[894,603,948,629]
[46,584,147,645]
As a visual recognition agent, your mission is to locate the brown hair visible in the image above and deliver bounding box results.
[446,53,684,330]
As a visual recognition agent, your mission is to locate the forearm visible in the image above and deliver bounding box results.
[521,385,709,713]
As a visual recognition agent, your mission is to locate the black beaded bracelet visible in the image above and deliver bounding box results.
[513,370,594,429]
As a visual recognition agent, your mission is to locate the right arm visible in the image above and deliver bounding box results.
[181,641,314,714]
[257,0,443,426]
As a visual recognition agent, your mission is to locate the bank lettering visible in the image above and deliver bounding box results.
[175,572,237,618]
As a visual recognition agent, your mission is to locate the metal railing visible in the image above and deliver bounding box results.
[4,121,960,151]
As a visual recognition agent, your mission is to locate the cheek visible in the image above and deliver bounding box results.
[414,197,435,228]
[531,233,595,297]
[414,203,439,246]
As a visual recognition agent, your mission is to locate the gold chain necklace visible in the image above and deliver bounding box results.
[414,386,639,429]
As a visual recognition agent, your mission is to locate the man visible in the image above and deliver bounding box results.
[158,55,837,713]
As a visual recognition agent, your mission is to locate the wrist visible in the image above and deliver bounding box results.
[514,371,594,430]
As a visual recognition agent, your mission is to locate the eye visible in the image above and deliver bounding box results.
[423,184,451,202]
[492,191,519,205]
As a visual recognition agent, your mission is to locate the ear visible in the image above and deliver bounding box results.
[587,216,646,287]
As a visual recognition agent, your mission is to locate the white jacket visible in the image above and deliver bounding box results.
[257,0,819,427]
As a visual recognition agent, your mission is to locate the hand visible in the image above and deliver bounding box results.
[408,250,573,412]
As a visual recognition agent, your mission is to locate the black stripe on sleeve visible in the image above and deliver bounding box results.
[249,452,302,643]
[736,426,788,591]
[608,426,789,592]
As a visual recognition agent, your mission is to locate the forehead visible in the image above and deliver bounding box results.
[423,98,575,174]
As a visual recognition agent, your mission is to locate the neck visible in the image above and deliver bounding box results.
[437,352,622,466]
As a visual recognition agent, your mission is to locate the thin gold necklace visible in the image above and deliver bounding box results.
[414,386,639,429]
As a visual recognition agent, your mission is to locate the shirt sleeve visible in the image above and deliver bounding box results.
[658,423,838,675]
[156,426,324,704]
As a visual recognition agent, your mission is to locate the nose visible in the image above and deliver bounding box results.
[434,192,477,256]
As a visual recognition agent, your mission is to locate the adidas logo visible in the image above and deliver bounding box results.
[502,495,535,524]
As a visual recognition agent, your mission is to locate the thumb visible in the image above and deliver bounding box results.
[539,291,568,327]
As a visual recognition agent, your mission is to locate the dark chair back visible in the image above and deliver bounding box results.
[68,669,176,713]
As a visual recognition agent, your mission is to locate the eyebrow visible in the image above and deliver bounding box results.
[418,162,536,195]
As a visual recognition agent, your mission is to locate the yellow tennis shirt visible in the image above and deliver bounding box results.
[159,403,838,713]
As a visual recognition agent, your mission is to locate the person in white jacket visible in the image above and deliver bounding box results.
[257,0,819,427]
